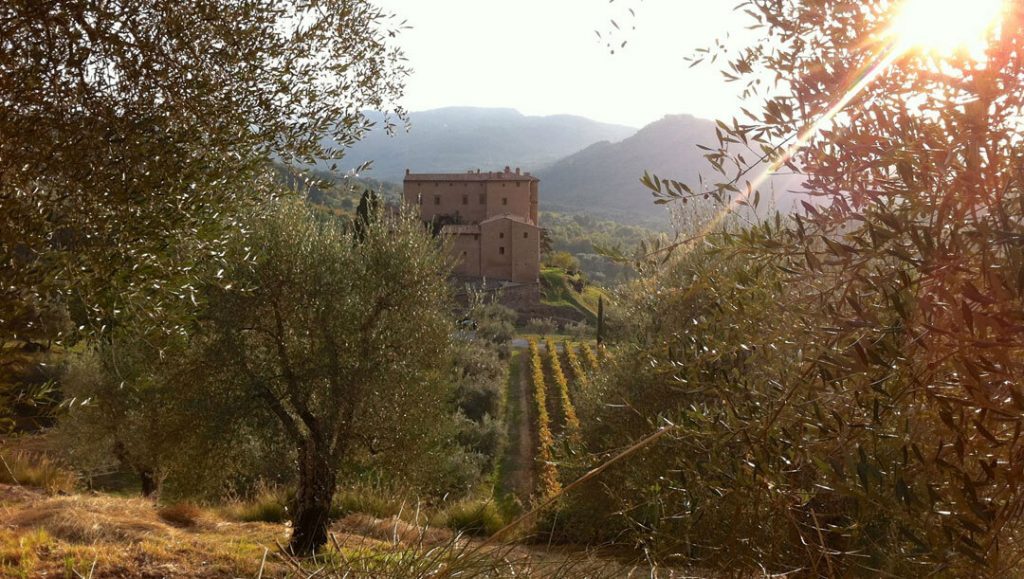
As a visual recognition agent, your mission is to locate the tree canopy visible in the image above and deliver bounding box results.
[0,0,408,342]
[568,0,1024,574]
[197,201,454,553]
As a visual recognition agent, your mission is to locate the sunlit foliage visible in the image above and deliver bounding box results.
[545,338,579,439]
[0,0,407,344]
[573,0,1024,574]
[195,201,453,553]
[528,340,561,500]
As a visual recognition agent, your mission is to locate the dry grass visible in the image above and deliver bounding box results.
[220,486,290,523]
[0,483,288,577]
[0,442,676,577]
[0,450,78,494]
[0,483,680,578]
[336,513,455,548]
[157,502,203,528]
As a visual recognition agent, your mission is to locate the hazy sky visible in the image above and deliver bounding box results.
[373,0,757,128]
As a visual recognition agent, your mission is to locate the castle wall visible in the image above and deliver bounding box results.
[448,232,481,277]
[404,168,540,285]
[483,180,532,222]
[479,218,539,284]
[404,180,489,223]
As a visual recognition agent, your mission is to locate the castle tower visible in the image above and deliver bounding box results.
[403,167,541,284]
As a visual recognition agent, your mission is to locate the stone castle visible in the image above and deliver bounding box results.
[404,167,541,284]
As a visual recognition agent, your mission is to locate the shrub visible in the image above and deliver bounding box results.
[570,273,588,293]
[473,302,518,347]
[0,451,77,494]
[222,487,289,523]
[455,414,505,468]
[452,341,505,422]
[525,318,557,336]
[157,503,202,528]
[563,320,592,339]
[331,485,405,520]
[544,251,580,274]
[433,498,506,536]
[476,318,515,349]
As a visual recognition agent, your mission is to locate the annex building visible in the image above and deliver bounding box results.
[404,167,541,284]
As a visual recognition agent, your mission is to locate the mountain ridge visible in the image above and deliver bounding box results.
[334,107,637,182]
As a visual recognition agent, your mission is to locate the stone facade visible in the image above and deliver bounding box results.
[404,167,541,284]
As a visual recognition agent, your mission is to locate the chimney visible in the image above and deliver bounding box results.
[405,168,410,175]
[515,167,521,175]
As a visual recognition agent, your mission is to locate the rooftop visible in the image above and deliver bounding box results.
[405,166,539,182]
[480,213,537,227]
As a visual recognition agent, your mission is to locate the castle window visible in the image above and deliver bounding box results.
[499,232,504,239]
[462,194,468,205]
[502,197,508,206]
[499,247,505,255]
[434,195,440,205]
[479,193,486,204]
[523,232,529,239]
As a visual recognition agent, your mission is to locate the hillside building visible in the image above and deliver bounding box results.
[404,167,541,284]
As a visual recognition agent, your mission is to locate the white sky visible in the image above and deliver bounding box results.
[373,0,758,128]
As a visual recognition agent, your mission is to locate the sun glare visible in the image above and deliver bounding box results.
[890,0,1006,57]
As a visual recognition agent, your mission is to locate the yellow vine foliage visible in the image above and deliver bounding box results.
[529,339,561,499]
[563,340,589,389]
[545,337,580,438]
[580,343,600,371]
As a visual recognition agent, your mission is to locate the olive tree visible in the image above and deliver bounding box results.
[198,201,454,554]
[570,0,1024,574]
[0,0,407,343]
[58,330,185,497]
[57,315,286,499]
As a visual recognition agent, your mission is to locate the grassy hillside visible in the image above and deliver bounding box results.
[539,268,607,324]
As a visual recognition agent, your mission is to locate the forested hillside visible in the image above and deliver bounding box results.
[537,114,807,224]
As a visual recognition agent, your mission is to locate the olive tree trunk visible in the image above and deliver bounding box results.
[139,469,161,498]
[288,438,338,554]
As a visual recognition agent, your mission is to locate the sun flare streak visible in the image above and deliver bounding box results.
[679,43,903,251]
[666,0,1007,258]
[891,0,1006,57]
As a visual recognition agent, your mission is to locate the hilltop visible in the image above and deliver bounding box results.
[331,107,636,183]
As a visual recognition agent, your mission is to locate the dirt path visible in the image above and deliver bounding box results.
[499,350,535,506]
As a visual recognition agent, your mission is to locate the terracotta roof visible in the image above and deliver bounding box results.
[404,169,539,182]
[480,213,538,227]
